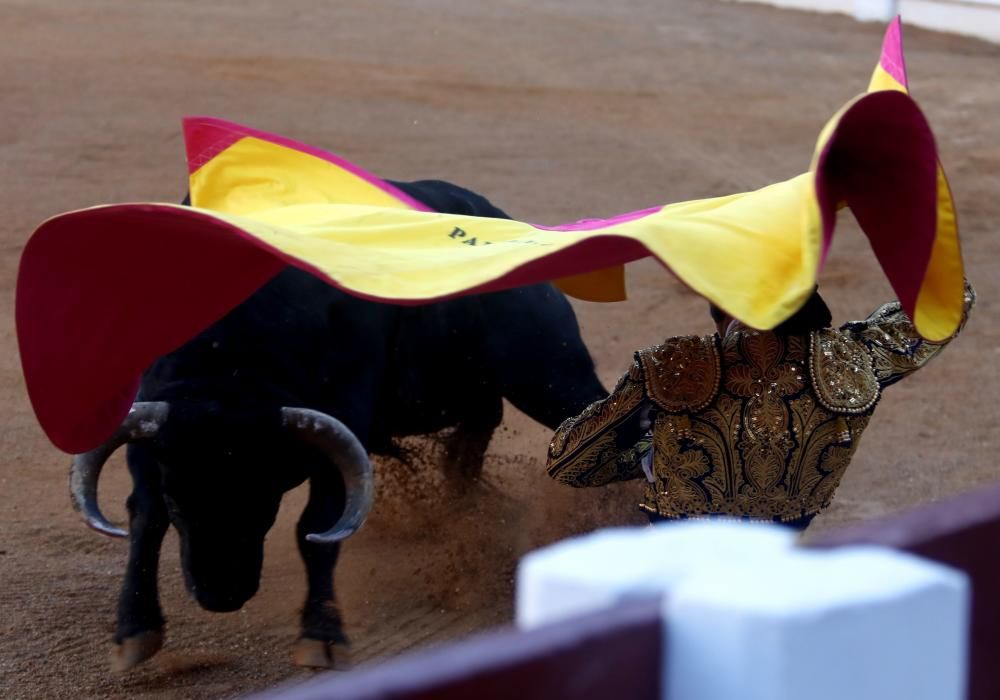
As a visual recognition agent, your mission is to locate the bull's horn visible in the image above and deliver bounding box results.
[280,407,373,544]
[70,402,169,538]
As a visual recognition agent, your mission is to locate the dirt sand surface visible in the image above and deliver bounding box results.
[1,0,998,697]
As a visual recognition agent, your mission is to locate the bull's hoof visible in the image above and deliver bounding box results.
[111,630,164,672]
[292,637,351,670]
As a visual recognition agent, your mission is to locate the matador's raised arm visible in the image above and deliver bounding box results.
[842,281,976,389]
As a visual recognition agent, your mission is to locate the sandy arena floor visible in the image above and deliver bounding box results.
[1,0,998,697]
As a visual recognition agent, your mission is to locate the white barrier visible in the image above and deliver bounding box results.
[724,0,1000,44]
[517,522,969,700]
[516,521,795,628]
[855,0,899,21]
[722,0,896,20]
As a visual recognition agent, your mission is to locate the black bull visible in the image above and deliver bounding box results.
[73,180,607,670]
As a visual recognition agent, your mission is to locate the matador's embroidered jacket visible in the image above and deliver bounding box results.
[547,283,976,529]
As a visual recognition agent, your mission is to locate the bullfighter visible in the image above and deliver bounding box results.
[545,283,976,529]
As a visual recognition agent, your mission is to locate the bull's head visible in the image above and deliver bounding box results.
[70,403,373,611]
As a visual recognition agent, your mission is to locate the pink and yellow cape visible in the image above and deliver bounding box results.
[17,18,965,454]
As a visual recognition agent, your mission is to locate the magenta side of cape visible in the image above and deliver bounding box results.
[16,205,286,454]
[813,90,937,313]
[880,17,909,88]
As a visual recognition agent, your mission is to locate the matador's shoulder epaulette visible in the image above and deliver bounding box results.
[809,328,880,414]
[636,334,720,414]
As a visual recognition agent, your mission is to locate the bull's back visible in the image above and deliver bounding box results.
[152,180,602,439]
[139,268,391,412]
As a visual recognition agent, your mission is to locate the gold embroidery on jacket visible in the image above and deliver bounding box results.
[844,301,948,388]
[637,335,720,413]
[644,331,869,523]
[810,329,879,414]
[547,281,975,522]
[547,361,645,486]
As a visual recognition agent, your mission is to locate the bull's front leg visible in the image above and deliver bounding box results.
[441,396,502,484]
[293,474,349,669]
[112,445,170,671]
